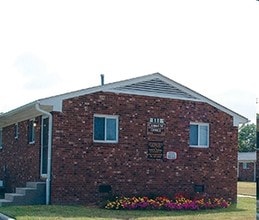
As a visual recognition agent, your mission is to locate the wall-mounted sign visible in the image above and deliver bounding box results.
[147,118,165,135]
[148,141,164,159]
[166,151,177,160]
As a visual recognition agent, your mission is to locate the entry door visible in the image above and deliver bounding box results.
[41,116,49,177]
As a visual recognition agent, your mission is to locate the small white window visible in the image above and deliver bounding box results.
[15,123,19,139]
[242,162,248,169]
[0,128,2,149]
[189,123,209,148]
[93,115,118,143]
[28,119,35,144]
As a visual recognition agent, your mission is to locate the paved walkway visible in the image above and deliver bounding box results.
[237,194,256,198]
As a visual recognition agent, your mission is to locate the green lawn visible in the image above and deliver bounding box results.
[0,182,256,220]
[237,181,256,197]
[0,197,255,220]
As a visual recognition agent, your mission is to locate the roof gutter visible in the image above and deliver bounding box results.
[35,102,52,205]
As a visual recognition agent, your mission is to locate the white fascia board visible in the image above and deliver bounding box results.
[106,73,248,126]
[159,74,248,126]
[196,96,248,126]
[37,84,110,112]
[0,101,53,128]
[39,97,63,112]
[200,97,248,126]
[107,90,247,126]
[40,72,247,126]
[37,73,192,110]
[36,74,161,111]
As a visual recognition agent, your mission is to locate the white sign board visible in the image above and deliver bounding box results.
[166,151,177,160]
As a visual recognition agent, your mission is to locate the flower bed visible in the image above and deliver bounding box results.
[104,193,231,211]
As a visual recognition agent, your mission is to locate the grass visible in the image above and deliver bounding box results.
[0,197,255,220]
[237,181,256,197]
[0,182,255,220]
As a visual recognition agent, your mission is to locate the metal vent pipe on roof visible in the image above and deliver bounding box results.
[101,74,104,86]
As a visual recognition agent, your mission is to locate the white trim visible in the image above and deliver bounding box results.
[35,103,53,205]
[189,122,209,148]
[237,161,239,177]
[0,128,2,149]
[93,114,119,143]
[14,123,19,139]
[40,115,48,178]
[28,119,35,144]
[38,73,249,126]
[242,162,248,169]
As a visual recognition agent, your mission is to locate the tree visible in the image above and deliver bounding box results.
[238,123,256,152]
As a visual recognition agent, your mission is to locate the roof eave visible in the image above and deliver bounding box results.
[0,101,53,128]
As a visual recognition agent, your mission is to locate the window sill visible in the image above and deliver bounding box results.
[189,145,209,148]
[93,140,118,144]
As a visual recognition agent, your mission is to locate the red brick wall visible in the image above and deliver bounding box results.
[257,151,259,179]
[49,92,238,204]
[238,162,255,182]
[0,118,42,192]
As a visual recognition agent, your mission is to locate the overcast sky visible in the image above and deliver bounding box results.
[0,0,258,123]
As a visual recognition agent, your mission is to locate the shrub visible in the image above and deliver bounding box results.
[104,193,231,211]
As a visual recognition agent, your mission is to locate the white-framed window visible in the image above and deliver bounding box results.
[242,162,248,169]
[93,114,119,143]
[14,123,19,139]
[0,128,2,149]
[189,122,209,148]
[28,119,35,144]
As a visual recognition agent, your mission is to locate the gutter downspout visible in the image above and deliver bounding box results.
[35,102,52,205]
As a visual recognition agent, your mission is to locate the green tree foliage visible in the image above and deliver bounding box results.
[238,123,256,152]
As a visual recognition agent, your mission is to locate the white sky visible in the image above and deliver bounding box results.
[0,0,259,123]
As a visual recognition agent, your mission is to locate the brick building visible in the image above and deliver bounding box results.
[237,152,256,182]
[256,113,259,201]
[0,73,248,205]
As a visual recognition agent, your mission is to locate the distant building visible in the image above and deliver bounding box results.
[238,152,256,182]
[256,113,259,201]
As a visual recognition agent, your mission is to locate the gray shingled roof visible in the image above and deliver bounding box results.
[114,78,198,100]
